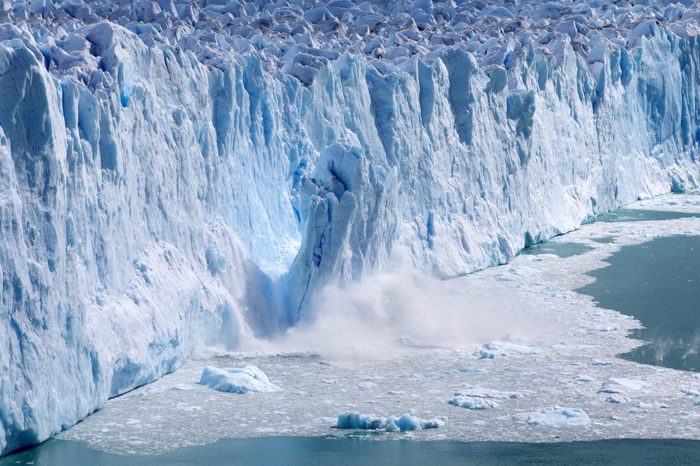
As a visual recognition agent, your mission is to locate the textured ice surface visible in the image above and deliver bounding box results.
[56,198,700,455]
[474,342,539,359]
[198,366,280,394]
[598,378,648,395]
[513,407,592,428]
[449,387,523,410]
[2,0,700,455]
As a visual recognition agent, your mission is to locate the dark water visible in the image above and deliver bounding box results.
[577,236,700,372]
[588,209,699,223]
[2,437,700,466]
[521,242,593,258]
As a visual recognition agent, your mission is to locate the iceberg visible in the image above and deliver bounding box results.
[197,366,280,394]
[336,412,444,432]
[449,387,523,410]
[514,407,592,428]
[1,0,699,455]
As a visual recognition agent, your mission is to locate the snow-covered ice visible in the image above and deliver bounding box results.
[198,366,280,394]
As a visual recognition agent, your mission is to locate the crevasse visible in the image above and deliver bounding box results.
[1,17,699,458]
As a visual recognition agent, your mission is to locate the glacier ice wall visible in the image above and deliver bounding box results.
[1,1,700,456]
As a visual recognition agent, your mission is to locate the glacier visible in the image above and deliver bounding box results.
[1,0,700,456]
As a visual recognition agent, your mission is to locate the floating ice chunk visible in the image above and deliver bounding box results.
[336,412,444,432]
[357,381,377,389]
[171,384,196,391]
[598,378,647,395]
[514,407,591,427]
[474,342,539,359]
[637,401,669,410]
[198,366,280,394]
[449,387,522,410]
[449,396,499,410]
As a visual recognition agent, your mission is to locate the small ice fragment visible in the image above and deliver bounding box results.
[358,381,378,389]
[598,378,647,395]
[606,395,631,404]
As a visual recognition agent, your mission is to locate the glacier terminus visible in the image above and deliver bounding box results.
[1,0,700,458]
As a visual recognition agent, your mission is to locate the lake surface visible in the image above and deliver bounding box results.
[2,437,700,466]
[578,235,700,372]
[521,242,593,258]
[589,209,699,223]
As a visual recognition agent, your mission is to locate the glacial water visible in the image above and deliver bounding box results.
[520,242,593,258]
[589,209,700,224]
[578,236,700,372]
[2,437,700,466]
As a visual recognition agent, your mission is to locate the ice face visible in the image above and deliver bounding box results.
[1,1,700,456]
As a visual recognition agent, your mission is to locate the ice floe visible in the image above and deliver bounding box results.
[198,366,280,394]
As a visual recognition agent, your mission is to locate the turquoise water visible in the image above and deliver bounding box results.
[521,242,593,258]
[588,209,699,223]
[577,236,700,372]
[2,437,700,466]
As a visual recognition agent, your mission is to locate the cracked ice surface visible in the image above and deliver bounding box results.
[7,0,700,85]
[58,195,700,455]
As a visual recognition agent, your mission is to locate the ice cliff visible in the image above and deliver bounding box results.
[1,0,700,455]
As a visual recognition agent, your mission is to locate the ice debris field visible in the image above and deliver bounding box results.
[57,195,700,455]
[1,0,700,456]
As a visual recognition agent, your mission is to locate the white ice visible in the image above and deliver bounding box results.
[197,366,280,394]
[336,412,444,432]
